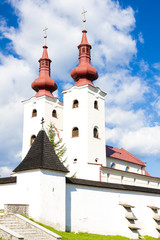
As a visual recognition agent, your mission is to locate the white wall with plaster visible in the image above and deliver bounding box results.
[66,183,160,239]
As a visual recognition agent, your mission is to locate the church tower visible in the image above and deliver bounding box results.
[63,16,106,180]
[22,31,63,158]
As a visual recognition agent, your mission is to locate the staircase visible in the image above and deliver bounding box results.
[0,214,61,240]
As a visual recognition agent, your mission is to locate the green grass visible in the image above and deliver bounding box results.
[26,217,159,240]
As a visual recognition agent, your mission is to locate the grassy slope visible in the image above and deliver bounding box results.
[34,220,159,240]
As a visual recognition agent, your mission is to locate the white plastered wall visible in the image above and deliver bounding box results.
[39,170,66,231]
[101,167,160,189]
[0,182,17,210]
[66,183,160,239]
[106,157,143,174]
[15,171,41,220]
[0,171,41,220]
[22,95,63,159]
[0,169,66,230]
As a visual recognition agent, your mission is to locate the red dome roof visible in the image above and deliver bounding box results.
[31,45,57,98]
[71,30,98,87]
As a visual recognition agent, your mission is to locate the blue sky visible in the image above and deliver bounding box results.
[0,0,160,177]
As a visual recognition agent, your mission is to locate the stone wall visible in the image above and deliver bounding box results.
[4,204,29,216]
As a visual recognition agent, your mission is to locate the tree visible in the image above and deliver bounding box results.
[48,123,76,177]
[48,123,67,164]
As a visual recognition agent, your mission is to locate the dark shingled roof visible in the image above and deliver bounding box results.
[0,177,17,185]
[66,177,160,195]
[14,129,69,173]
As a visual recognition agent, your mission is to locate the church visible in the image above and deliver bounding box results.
[0,18,160,239]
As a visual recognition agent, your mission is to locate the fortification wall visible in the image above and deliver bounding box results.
[66,178,160,239]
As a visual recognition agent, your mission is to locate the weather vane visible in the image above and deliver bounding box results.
[41,117,45,129]
[81,9,87,29]
[43,27,48,45]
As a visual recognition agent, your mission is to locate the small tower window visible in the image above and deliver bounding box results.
[42,61,45,66]
[32,109,37,117]
[72,127,79,137]
[94,100,98,110]
[93,127,99,138]
[95,158,98,163]
[52,110,57,118]
[73,158,77,163]
[82,47,85,53]
[111,162,116,168]
[125,166,130,172]
[73,99,79,108]
[30,135,36,146]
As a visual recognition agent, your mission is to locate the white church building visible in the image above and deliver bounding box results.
[0,24,160,239]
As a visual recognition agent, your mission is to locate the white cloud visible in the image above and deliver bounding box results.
[139,59,149,72]
[98,69,148,108]
[1,0,137,79]
[120,126,160,156]
[106,124,160,157]
[0,167,12,177]
[154,75,160,86]
[106,107,146,130]
[138,32,144,44]
[152,96,160,116]
[153,62,160,70]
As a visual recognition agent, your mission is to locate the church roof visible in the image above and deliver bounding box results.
[14,129,69,173]
[106,145,146,167]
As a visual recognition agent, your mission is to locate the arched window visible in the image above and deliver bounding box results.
[125,166,130,172]
[73,99,79,108]
[30,135,36,146]
[52,110,57,118]
[94,100,98,110]
[93,127,99,138]
[32,109,37,117]
[72,127,79,137]
[95,158,98,163]
[111,162,116,168]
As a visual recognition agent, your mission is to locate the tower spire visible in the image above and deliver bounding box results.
[31,28,57,98]
[70,12,98,87]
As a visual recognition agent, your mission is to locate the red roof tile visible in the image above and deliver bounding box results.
[144,169,151,176]
[106,145,146,167]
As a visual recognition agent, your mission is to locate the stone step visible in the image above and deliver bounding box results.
[0,214,62,240]
[2,223,25,229]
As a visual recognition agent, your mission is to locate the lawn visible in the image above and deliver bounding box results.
[34,220,159,240]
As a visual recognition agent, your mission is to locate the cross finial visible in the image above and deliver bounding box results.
[82,9,87,29]
[41,117,45,129]
[43,27,48,45]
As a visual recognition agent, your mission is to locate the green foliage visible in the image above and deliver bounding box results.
[48,123,67,163]
[71,172,77,178]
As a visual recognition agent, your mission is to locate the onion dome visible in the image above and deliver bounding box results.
[31,45,57,98]
[70,29,98,87]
